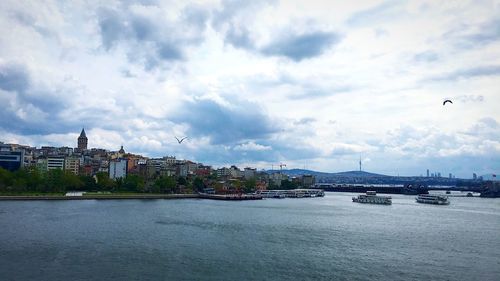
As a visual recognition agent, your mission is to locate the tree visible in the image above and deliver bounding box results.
[44,169,66,192]
[62,171,84,191]
[280,179,298,190]
[0,167,14,191]
[122,175,145,192]
[244,178,256,193]
[79,175,97,191]
[27,167,44,192]
[177,176,187,186]
[193,177,205,192]
[153,176,176,193]
[95,172,115,191]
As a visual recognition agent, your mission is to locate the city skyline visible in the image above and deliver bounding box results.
[0,131,482,179]
[1,1,499,177]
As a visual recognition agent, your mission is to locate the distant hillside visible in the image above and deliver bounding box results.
[332,170,390,177]
[265,169,390,178]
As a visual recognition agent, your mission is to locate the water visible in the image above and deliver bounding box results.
[0,193,499,281]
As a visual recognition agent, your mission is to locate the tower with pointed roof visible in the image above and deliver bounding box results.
[78,128,88,150]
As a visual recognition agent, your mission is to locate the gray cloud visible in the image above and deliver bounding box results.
[260,31,340,61]
[225,25,255,49]
[444,17,500,49]
[427,65,500,82]
[456,95,484,103]
[171,98,278,145]
[346,0,404,27]
[289,84,352,100]
[0,63,84,135]
[96,3,209,69]
[212,0,268,50]
[212,0,339,61]
[97,8,123,50]
[0,63,30,93]
[293,117,316,125]
[413,51,439,62]
[462,117,499,139]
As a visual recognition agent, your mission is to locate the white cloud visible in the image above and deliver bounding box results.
[234,141,272,151]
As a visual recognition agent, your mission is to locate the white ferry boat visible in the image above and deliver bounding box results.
[352,191,392,205]
[256,190,286,198]
[416,194,450,205]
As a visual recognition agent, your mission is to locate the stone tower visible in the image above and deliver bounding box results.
[78,128,88,150]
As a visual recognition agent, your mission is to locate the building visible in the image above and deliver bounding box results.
[269,172,288,187]
[230,166,242,178]
[36,158,48,171]
[65,157,80,175]
[109,158,128,179]
[243,167,256,180]
[0,151,24,171]
[301,175,315,187]
[47,157,65,171]
[217,167,231,178]
[77,128,88,150]
[426,169,429,177]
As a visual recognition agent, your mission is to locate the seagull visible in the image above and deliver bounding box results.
[443,99,453,105]
[175,136,188,144]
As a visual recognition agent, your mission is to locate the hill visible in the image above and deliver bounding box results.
[265,169,390,178]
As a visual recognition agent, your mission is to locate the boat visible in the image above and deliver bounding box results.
[256,190,284,198]
[416,194,450,205]
[352,191,392,205]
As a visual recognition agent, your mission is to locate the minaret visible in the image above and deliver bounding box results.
[78,128,88,150]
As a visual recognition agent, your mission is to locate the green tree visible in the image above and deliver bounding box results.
[95,172,115,191]
[280,179,298,190]
[153,176,176,193]
[193,177,205,192]
[27,167,44,192]
[62,171,84,191]
[44,169,66,193]
[79,175,97,191]
[177,176,187,186]
[244,178,256,193]
[122,175,145,192]
[0,167,14,191]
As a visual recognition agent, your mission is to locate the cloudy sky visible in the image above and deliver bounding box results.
[0,0,499,177]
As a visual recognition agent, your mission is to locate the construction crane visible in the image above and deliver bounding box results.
[279,163,286,173]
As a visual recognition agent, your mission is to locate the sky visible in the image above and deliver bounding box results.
[0,0,499,177]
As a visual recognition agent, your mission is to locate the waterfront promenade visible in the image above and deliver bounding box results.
[0,193,263,201]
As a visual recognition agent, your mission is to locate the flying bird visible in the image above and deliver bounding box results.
[175,136,188,144]
[443,99,453,105]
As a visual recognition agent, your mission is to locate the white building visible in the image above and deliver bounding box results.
[47,157,65,171]
[109,158,128,179]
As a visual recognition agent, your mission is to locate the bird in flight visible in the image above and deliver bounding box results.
[443,99,453,105]
[175,136,188,144]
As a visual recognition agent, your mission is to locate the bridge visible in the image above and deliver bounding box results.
[313,183,485,195]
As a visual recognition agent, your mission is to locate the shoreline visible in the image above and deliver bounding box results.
[0,193,264,201]
[0,194,200,201]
